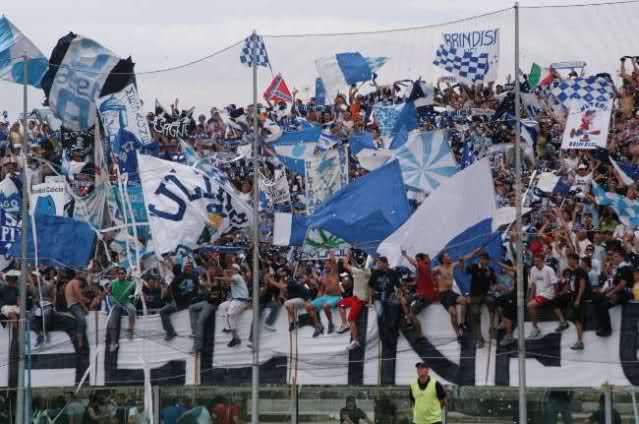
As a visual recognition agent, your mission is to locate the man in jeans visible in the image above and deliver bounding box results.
[106,267,136,352]
[161,261,201,341]
[189,264,225,353]
[401,250,436,340]
[64,275,92,351]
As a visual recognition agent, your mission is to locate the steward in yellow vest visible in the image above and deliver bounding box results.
[409,362,446,424]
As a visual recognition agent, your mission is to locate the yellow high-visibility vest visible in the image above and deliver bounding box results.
[410,378,442,424]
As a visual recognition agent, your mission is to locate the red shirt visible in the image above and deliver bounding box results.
[415,262,438,301]
[212,403,240,424]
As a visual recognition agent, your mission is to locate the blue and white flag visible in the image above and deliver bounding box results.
[0,17,48,87]
[0,175,21,216]
[43,34,123,131]
[240,33,270,69]
[610,157,639,186]
[547,76,615,109]
[304,144,349,214]
[372,102,418,139]
[390,130,459,194]
[433,28,499,84]
[138,154,252,255]
[378,158,497,270]
[520,118,539,152]
[433,46,489,83]
[592,182,639,227]
[274,160,411,254]
[315,52,387,100]
[534,172,571,196]
[348,131,377,156]
[461,139,475,170]
[272,125,326,175]
[0,208,18,271]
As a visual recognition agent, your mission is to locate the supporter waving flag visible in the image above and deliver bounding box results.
[315,52,388,100]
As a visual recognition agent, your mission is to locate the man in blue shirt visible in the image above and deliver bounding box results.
[160,399,186,424]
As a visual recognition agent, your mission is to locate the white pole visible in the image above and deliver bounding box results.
[513,3,527,424]
[250,30,261,424]
[16,53,30,424]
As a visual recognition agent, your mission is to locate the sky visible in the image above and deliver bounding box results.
[0,0,637,119]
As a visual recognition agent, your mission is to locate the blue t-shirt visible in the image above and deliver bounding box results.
[160,404,186,424]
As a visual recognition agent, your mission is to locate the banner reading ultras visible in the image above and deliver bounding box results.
[561,99,612,150]
[434,28,500,84]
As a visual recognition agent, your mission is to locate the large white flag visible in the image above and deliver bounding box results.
[377,158,496,267]
[138,154,252,254]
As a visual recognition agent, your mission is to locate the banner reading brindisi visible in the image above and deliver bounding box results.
[561,99,612,150]
[433,28,500,84]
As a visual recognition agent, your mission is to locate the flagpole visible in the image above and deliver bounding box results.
[250,30,261,424]
[16,53,30,424]
[513,3,528,423]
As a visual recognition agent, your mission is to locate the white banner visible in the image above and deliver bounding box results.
[436,28,500,84]
[561,99,612,150]
[1,306,639,388]
[138,154,252,255]
[30,182,65,216]
[304,145,349,214]
[300,228,350,260]
[260,168,290,206]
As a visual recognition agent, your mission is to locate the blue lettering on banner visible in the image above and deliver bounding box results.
[443,29,499,49]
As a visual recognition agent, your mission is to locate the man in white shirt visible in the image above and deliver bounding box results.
[336,253,372,350]
[527,254,568,338]
[219,264,250,348]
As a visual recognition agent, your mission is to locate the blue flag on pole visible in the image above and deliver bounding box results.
[0,17,48,87]
[274,160,411,254]
[10,214,97,268]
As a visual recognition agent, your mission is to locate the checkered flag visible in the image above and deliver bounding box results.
[240,33,271,69]
[546,76,614,108]
[433,44,490,83]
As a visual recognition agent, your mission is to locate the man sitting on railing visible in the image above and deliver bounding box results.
[160,261,201,342]
[106,266,136,352]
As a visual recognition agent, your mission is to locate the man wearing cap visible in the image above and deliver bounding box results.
[219,263,250,347]
[410,362,446,424]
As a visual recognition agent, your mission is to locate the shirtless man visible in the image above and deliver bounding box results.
[65,275,92,350]
[305,254,341,337]
[432,251,474,343]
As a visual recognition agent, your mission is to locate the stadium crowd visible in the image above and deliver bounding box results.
[0,57,639,361]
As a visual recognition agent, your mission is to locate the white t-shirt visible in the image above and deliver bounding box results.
[351,266,372,301]
[529,265,557,299]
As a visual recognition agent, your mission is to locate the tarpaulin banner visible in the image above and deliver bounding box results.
[304,145,349,214]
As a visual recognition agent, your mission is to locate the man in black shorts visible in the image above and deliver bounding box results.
[432,251,471,343]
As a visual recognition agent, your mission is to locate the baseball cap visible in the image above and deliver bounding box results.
[415,361,429,369]
[578,163,587,170]
[231,264,241,271]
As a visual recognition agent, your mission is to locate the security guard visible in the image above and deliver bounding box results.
[409,361,446,424]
